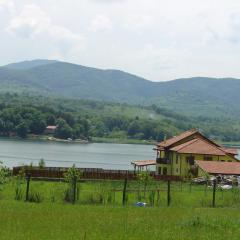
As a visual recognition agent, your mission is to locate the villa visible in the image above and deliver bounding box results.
[155,129,238,177]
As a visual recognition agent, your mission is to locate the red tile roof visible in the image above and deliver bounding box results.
[220,147,238,156]
[156,129,237,157]
[196,160,240,175]
[46,125,57,130]
[157,129,198,148]
[170,138,227,156]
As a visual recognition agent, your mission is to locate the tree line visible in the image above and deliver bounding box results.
[0,93,240,142]
[0,104,179,140]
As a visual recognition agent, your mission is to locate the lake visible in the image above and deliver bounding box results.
[0,139,156,170]
[0,139,239,170]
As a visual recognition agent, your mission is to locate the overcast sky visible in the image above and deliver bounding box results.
[0,0,240,81]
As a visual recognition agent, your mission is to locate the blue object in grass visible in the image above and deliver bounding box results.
[134,202,147,207]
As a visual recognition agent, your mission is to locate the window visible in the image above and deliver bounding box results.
[176,158,178,164]
[186,155,195,165]
[176,168,178,173]
[163,167,167,175]
[158,167,161,174]
[204,155,212,161]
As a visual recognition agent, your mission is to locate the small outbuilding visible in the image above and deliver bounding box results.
[45,125,57,134]
[196,160,240,176]
[131,160,156,172]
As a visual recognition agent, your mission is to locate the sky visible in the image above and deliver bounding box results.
[0,0,240,81]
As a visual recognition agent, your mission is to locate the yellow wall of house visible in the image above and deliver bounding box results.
[156,150,237,177]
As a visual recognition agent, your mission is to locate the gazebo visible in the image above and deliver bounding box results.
[131,160,156,173]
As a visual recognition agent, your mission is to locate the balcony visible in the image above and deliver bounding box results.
[156,158,170,164]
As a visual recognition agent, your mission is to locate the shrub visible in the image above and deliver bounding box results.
[137,171,153,200]
[64,165,82,203]
[0,161,10,194]
[14,167,26,200]
[38,158,46,168]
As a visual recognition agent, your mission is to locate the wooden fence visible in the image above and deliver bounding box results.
[12,166,182,181]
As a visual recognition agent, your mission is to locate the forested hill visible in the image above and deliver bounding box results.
[1,59,240,118]
[0,93,240,142]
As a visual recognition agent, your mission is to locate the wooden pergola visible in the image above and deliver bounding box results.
[131,160,156,173]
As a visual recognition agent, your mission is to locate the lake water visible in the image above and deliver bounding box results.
[0,139,239,170]
[0,139,156,170]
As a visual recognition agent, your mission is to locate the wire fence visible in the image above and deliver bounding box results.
[5,176,240,208]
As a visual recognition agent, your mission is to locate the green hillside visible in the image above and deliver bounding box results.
[1,60,240,118]
[4,59,57,70]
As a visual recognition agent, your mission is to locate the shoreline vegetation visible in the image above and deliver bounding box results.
[0,135,156,145]
[0,135,239,147]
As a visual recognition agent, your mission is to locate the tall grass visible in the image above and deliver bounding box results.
[1,178,240,208]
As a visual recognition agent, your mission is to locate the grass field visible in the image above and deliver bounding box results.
[1,200,240,240]
[2,179,240,207]
[1,179,240,239]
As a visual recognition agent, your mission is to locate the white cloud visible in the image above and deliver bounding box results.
[7,4,85,57]
[89,14,112,32]
[0,0,15,13]
[90,0,125,3]
[2,0,240,80]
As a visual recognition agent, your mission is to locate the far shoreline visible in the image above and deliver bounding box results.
[0,135,240,147]
[0,135,157,145]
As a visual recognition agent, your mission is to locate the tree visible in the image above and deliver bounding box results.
[29,114,46,134]
[137,171,153,200]
[0,161,9,190]
[38,158,46,168]
[64,165,82,203]
[46,114,56,125]
[16,121,28,138]
[127,121,140,136]
[55,118,73,139]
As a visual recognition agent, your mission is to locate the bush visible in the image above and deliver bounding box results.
[14,167,25,201]
[64,165,82,203]
[38,158,46,168]
[0,161,10,193]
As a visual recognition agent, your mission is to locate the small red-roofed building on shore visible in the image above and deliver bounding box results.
[155,129,239,177]
[44,125,57,134]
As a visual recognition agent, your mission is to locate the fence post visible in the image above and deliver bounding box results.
[167,180,171,206]
[25,173,31,202]
[72,176,77,204]
[122,172,128,206]
[212,179,216,207]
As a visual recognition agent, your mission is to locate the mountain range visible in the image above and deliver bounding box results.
[1,59,240,118]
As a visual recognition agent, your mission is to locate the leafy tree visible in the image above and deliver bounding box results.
[0,161,9,191]
[16,121,28,138]
[55,118,73,139]
[64,165,82,203]
[127,121,140,136]
[38,158,46,168]
[29,113,46,134]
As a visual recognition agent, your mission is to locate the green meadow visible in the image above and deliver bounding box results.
[1,179,240,239]
[1,200,240,240]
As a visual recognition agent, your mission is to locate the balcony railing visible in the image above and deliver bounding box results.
[156,158,170,164]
